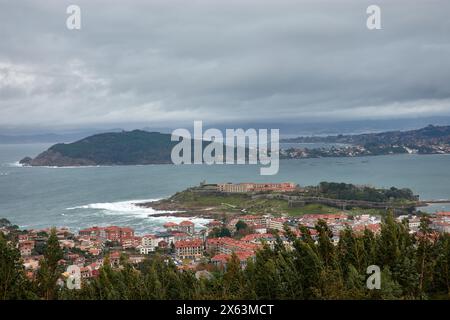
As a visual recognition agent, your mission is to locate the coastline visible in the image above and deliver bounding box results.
[15,151,450,168]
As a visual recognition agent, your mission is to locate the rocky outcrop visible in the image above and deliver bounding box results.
[19,157,33,165]
[20,150,96,167]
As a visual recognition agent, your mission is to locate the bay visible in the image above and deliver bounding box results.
[1,143,449,234]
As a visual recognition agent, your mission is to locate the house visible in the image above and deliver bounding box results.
[78,226,135,244]
[141,234,158,247]
[163,221,195,234]
[268,217,286,231]
[300,214,348,224]
[206,237,259,255]
[18,234,29,242]
[228,215,269,231]
[121,236,141,249]
[109,251,121,267]
[408,217,421,230]
[241,233,293,250]
[431,221,450,234]
[23,256,41,271]
[179,221,195,234]
[80,266,92,279]
[211,251,255,269]
[163,222,178,231]
[104,226,135,243]
[79,226,104,238]
[353,223,381,235]
[175,239,204,260]
[156,232,175,245]
[251,224,267,234]
[172,232,190,242]
[217,182,296,193]
[18,240,35,257]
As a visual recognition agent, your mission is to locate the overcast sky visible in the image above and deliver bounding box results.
[1,0,450,133]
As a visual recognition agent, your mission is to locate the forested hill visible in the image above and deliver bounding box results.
[19,130,179,166]
[282,124,450,145]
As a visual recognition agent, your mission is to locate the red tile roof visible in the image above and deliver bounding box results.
[241,233,274,242]
[175,239,203,248]
[302,214,348,220]
[211,251,255,263]
[163,222,178,228]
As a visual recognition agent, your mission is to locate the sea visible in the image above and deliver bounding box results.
[1,143,450,234]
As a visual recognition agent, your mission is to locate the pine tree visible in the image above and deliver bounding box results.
[338,227,364,274]
[36,228,64,300]
[433,234,450,298]
[222,252,246,299]
[377,212,401,267]
[416,216,435,298]
[293,240,323,299]
[315,219,336,268]
[0,233,36,299]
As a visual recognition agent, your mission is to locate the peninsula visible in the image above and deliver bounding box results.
[281,124,450,159]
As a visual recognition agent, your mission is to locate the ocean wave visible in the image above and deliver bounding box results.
[5,161,23,167]
[65,198,211,231]
[147,215,212,227]
[66,198,174,218]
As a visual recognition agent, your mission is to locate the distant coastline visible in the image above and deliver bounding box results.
[18,124,450,167]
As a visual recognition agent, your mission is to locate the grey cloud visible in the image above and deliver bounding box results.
[0,0,449,132]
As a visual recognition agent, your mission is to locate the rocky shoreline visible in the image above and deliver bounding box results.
[137,199,230,219]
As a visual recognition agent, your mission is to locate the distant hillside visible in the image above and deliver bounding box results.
[18,130,248,167]
[282,124,450,145]
[278,124,450,158]
[20,130,179,166]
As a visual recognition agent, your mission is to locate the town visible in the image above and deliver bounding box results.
[1,205,449,286]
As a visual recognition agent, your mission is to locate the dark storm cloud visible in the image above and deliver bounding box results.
[0,0,449,131]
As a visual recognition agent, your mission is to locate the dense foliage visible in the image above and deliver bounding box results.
[1,214,449,300]
[50,130,177,165]
[318,182,416,202]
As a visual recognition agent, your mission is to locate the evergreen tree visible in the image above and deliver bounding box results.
[0,233,35,299]
[416,216,435,298]
[433,234,450,298]
[222,252,246,299]
[315,219,336,268]
[36,228,64,300]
